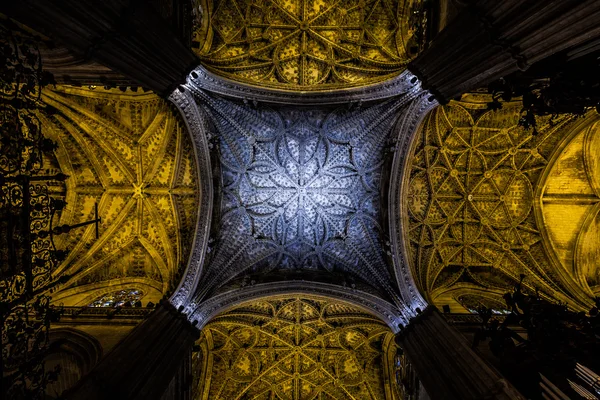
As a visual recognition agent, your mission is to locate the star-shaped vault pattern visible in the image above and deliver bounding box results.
[194,0,420,89]
[196,297,395,400]
[404,94,588,311]
[193,91,404,301]
[39,87,199,306]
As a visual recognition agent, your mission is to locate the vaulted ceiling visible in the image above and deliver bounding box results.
[194,296,397,400]
[402,93,599,312]
[192,0,423,90]
[541,118,600,298]
[41,86,200,306]
[189,90,406,306]
[28,1,598,321]
[42,84,600,319]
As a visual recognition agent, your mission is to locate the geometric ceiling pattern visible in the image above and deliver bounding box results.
[403,93,595,312]
[39,86,199,306]
[193,0,420,90]
[194,297,397,400]
[192,91,405,304]
[541,119,600,297]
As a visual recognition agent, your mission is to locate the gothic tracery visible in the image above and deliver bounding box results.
[4,1,600,399]
[403,94,595,311]
[194,0,421,90]
[195,297,396,400]
[190,91,406,304]
[40,87,200,306]
[541,118,600,298]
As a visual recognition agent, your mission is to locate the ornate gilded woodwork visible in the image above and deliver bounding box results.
[195,297,397,400]
[191,90,406,304]
[540,117,600,297]
[193,0,422,90]
[402,93,595,312]
[37,86,199,306]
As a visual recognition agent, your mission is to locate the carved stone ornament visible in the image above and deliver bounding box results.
[168,59,428,317]
[40,87,200,307]
[388,90,437,310]
[193,0,423,91]
[400,94,596,311]
[168,88,215,309]
[188,281,409,331]
[194,296,399,399]
[188,88,424,307]
[185,65,421,105]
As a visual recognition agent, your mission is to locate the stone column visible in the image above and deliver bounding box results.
[1,0,198,96]
[160,347,193,400]
[410,0,600,103]
[396,307,524,400]
[65,301,199,400]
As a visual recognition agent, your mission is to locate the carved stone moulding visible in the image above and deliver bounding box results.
[185,65,422,105]
[388,90,437,311]
[188,281,410,332]
[168,88,214,309]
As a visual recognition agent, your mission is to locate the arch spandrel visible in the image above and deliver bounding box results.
[191,0,426,91]
[401,93,597,312]
[39,86,200,306]
[193,296,399,400]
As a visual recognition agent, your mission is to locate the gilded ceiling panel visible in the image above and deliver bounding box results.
[193,0,422,90]
[37,87,199,306]
[194,297,397,400]
[403,94,595,312]
[541,119,600,296]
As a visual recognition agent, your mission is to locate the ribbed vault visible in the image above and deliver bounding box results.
[193,296,398,400]
[540,116,600,298]
[188,89,409,306]
[192,0,425,90]
[39,86,200,306]
[402,93,599,312]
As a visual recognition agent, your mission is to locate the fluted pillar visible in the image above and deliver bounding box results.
[411,0,600,103]
[65,301,199,400]
[1,0,198,96]
[396,307,524,400]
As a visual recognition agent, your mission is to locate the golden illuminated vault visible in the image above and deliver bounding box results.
[403,94,598,312]
[193,0,422,90]
[39,87,199,306]
[541,118,600,298]
[194,297,398,400]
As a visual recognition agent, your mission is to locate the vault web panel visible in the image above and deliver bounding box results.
[196,92,403,297]
[194,0,423,90]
